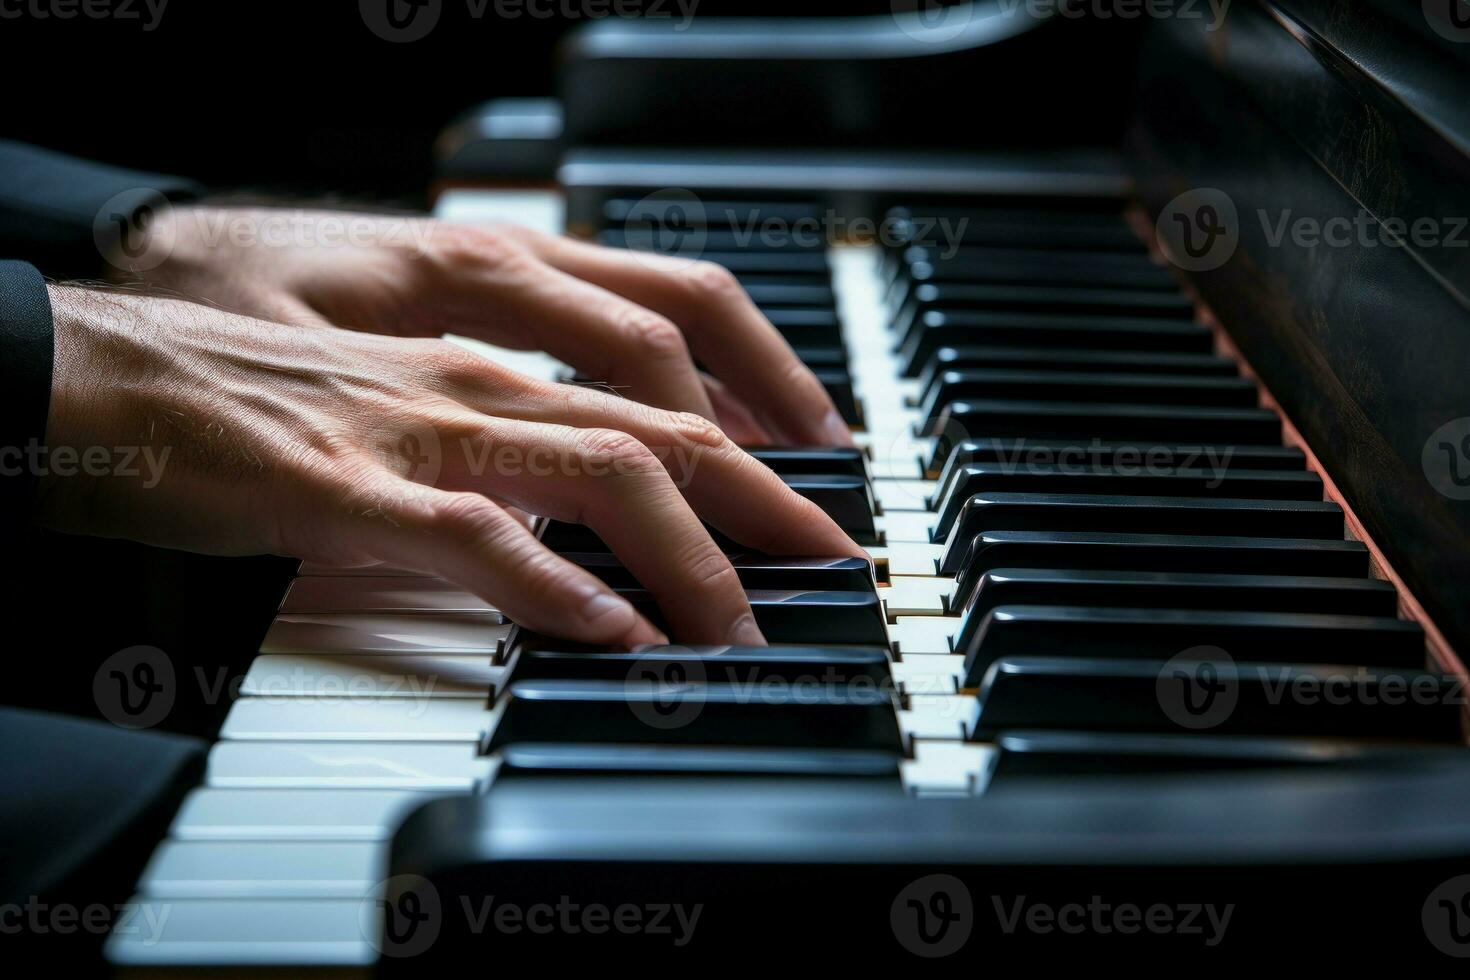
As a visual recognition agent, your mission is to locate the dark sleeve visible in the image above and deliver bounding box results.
[0,260,54,521]
[0,139,204,279]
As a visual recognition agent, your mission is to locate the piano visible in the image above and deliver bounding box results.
[104,1,1470,968]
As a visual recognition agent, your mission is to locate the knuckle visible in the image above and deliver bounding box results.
[429,491,508,540]
[429,223,532,275]
[574,427,663,475]
[684,547,744,595]
[668,410,729,450]
[684,260,742,299]
[617,307,689,362]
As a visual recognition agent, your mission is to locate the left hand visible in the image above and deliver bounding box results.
[110,206,852,448]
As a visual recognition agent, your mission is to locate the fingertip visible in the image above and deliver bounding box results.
[819,409,855,448]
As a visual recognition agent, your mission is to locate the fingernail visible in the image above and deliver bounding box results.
[820,409,854,447]
[582,592,638,634]
[727,614,767,647]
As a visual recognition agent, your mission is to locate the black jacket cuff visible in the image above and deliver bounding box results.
[0,140,203,279]
[0,260,54,520]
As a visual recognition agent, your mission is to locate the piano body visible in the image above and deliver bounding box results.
[104,1,1470,969]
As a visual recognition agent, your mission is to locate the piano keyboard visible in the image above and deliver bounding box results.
[105,188,1467,969]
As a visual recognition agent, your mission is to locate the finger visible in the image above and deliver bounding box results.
[702,373,773,446]
[334,470,668,647]
[454,381,865,561]
[487,259,719,421]
[511,232,852,446]
[433,417,766,645]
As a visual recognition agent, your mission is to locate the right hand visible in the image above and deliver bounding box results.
[38,286,866,647]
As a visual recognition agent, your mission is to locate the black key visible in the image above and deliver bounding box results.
[814,369,861,426]
[658,251,831,276]
[891,245,1179,293]
[900,310,1213,376]
[762,307,844,348]
[602,198,823,229]
[961,608,1427,685]
[975,657,1461,739]
[793,347,848,368]
[885,207,1144,253]
[930,438,1303,482]
[917,348,1238,405]
[484,680,902,752]
[497,743,901,781]
[941,496,1346,584]
[505,645,892,687]
[541,471,877,551]
[989,730,1439,778]
[780,474,877,543]
[741,280,837,307]
[563,553,874,591]
[930,401,1281,469]
[506,589,890,650]
[601,228,826,253]
[893,283,1196,341]
[949,531,1371,596]
[932,464,1326,538]
[920,370,1259,432]
[953,569,1400,655]
[748,447,868,479]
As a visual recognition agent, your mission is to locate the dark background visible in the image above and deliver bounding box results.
[1,1,905,204]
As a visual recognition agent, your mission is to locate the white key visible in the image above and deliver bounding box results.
[435,187,565,233]
[881,575,953,617]
[139,841,385,899]
[105,898,375,967]
[261,613,510,655]
[171,788,443,841]
[281,576,500,616]
[889,654,964,695]
[868,542,944,576]
[903,740,996,797]
[874,511,935,544]
[870,478,936,512]
[242,654,499,699]
[887,615,958,655]
[899,695,981,742]
[863,436,932,479]
[207,741,494,790]
[221,697,492,742]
